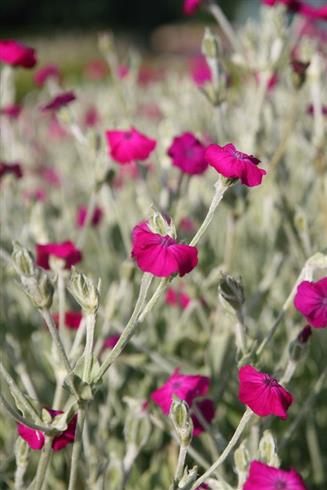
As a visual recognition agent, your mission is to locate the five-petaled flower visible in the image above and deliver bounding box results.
[168,132,208,175]
[0,40,37,68]
[239,365,293,419]
[151,368,215,436]
[244,460,307,490]
[205,143,266,187]
[36,241,82,270]
[131,221,198,277]
[52,311,82,330]
[76,206,103,228]
[294,277,327,328]
[41,91,76,112]
[34,64,61,87]
[105,127,156,164]
[17,409,77,451]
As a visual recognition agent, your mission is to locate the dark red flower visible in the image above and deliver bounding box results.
[0,104,22,119]
[168,132,208,175]
[52,311,83,330]
[76,206,103,228]
[0,40,37,68]
[36,241,82,270]
[34,64,61,87]
[0,162,23,182]
[41,91,76,112]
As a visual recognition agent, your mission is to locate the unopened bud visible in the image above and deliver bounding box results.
[169,398,193,447]
[290,59,310,90]
[69,268,100,313]
[202,28,220,60]
[21,268,54,309]
[259,430,280,467]
[12,242,35,277]
[218,274,245,312]
[289,325,312,361]
[149,209,176,239]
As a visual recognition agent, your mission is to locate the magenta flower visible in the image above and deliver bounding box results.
[190,56,212,87]
[52,311,82,330]
[0,104,22,119]
[0,40,36,68]
[105,128,156,164]
[83,106,100,127]
[85,59,108,80]
[42,166,61,187]
[205,143,266,187]
[0,162,23,182]
[307,104,327,116]
[41,91,76,112]
[179,217,196,234]
[36,241,82,270]
[262,0,327,21]
[76,206,103,228]
[183,0,204,16]
[294,277,327,328]
[118,64,129,79]
[244,460,307,490]
[131,222,198,277]
[34,64,61,87]
[192,399,215,436]
[239,365,293,419]
[103,335,120,350]
[151,368,210,415]
[168,132,208,175]
[17,409,77,451]
[165,286,191,309]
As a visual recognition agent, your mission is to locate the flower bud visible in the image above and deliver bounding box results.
[290,59,310,90]
[202,28,220,60]
[69,268,100,313]
[21,268,54,309]
[169,398,193,447]
[218,274,245,312]
[12,242,35,277]
[149,209,176,239]
[259,430,280,467]
[289,325,312,361]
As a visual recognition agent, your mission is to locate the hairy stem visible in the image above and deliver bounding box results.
[32,437,53,490]
[82,313,96,383]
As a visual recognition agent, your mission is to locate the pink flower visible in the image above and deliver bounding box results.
[179,217,196,234]
[85,59,108,80]
[165,286,191,309]
[0,40,37,68]
[105,128,156,164]
[239,365,293,419]
[183,0,203,16]
[0,104,22,119]
[41,91,76,112]
[34,64,61,87]
[244,460,307,490]
[0,162,23,182]
[47,116,69,140]
[131,222,198,277]
[192,399,215,436]
[190,56,212,87]
[103,335,120,350]
[205,143,266,187]
[83,106,100,127]
[76,206,103,228]
[42,166,61,187]
[36,241,82,270]
[52,311,83,330]
[255,72,279,92]
[151,368,210,415]
[168,132,208,175]
[17,409,77,451]
[294,277,327,328]
[118,64,129,79]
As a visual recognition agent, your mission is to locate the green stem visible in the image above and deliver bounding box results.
[96,273,153,380]
[40,309,79,399]
[32,437,53,490]
[191,409,253,489]
[57,271,70,352]
[171,445,189,490]
[190,179,229,247]
[82,314,96,383]
[0,361,43,424]
[68,407,86,490]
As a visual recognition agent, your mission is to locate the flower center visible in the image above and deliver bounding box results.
[171,381,182,389]
[232,150,246,160]
[264,374,279,387]
[160,236,173,248]
[124,132,133,140]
